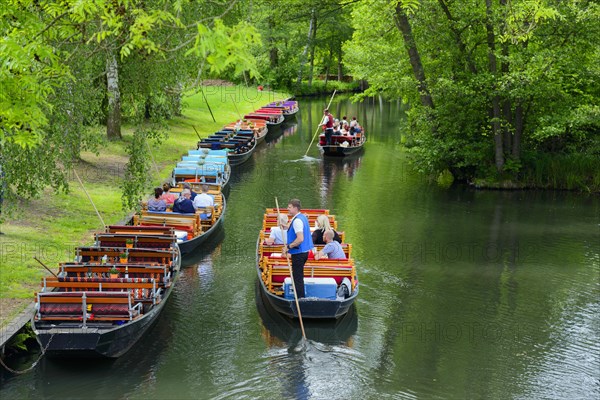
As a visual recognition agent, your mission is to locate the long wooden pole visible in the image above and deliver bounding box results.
[73,168,106,227]
[34,257,58,278]
[275,197,306,340]
[303,89,337,157]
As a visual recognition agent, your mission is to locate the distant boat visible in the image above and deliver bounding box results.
[32,227,181,357]
[318,132,366,157]
[244,112,284,127]
[197,131,257,166]
[256,208,359,319]
[263,100,299,120]
[223,121,268,144]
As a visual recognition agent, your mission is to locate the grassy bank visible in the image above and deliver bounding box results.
[0,86,288,325]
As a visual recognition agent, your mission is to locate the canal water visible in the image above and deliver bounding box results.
[1,96,599,399]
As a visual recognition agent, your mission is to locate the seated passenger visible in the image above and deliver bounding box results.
[312,214,342,244]
[172,189,195,213]
[148,187,167,212]
[182,182,197,200]
[192,184,215,220]
[314,229,346,260]
[265,214,288,245]
[161,183,177,205]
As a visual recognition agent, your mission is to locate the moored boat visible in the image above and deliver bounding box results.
[244,112,284,127]
[223,120,268,144]
[172,149,230,187]
[318,132,366,157]
[256,208,359,319]
[197,130,257,166]
[32,227,181,358]
[263,100,299,120]
[134,188,226,256]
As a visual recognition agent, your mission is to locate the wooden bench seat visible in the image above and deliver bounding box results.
[259,243,352,259]
[59,263,170,285]
[259,257,357,293]
[35,291,141,323]
[76,247,175,265]
[106,225,175,236]
[42,277,159,302]
[95,234,176,250]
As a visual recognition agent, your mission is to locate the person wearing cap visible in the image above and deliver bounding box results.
[182,182,197,200]
[173,189,195,213]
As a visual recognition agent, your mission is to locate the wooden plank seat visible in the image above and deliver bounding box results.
[264,208,329,215]
[42,277,159,302]
[262,216,338,231]
[76,247,175,266]
[106,225,175,236]
[260,258,357,293]
[35,291,141,322]
[95,234,176,249]
[59,263,170,284]
[259,243,352,259]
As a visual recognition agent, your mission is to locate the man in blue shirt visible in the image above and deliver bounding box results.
[173,189,195,213]
[315,229,346,260]
[282,199,313,298]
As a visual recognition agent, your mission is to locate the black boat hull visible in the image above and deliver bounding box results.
[178,196,227,256]
[227,139,257,166]
[319,135,367,157]
[255,258,358,319]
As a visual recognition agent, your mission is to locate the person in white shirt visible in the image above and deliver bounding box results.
[192,184,214,220]
[265,213,288,245]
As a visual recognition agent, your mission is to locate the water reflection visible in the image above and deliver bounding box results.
[319,154,364,202]
[266,123,298,146]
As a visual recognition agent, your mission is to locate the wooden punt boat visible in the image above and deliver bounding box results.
[263,100,299,119]
[223,121,268,144]
[256,208,359,319]
[318,133,366,157]
[134,189,226,256]
[244,112,285,127]
[173,149,230,187]
[32,227,181,358]
[197,130,257,166]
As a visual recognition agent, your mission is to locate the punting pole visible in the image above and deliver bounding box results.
[275,197,307,341]
[73,168,106,228]
[303,89,337,158]
[34,257,58,278]
[200,85,216,123]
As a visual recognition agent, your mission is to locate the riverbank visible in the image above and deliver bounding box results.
[0,85,289,328]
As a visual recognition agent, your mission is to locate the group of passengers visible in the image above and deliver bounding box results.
[265,213,346,260]
[321,108,363,145]
[146,182,215,220]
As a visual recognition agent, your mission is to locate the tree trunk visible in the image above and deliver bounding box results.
[485,0,503,171]
[106,52,122,140]
[512,101,523,160]
[500,0,511,157]
[393,4,435,110]
[297,9,317,86]
[337,47,343,81]
[307,16,318,87]
[324,47,333,86]
[437,0,477,74]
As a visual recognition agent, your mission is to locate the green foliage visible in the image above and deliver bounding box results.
[121,126,166,211]
[343,0,600,190]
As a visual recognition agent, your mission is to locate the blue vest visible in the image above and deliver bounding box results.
[287,213,313,254]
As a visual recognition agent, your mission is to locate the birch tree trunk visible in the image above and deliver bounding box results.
[297,9,316,86]
[485,0,504,171]
[106,52,122,140]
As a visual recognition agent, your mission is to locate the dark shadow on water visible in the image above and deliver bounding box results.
[181,225,225,267]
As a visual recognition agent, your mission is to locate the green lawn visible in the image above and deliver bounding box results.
[0,86,288,320]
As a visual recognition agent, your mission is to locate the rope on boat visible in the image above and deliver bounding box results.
[0,333,54,375]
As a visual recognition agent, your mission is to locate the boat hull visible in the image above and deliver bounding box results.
[255,258,358,319]
[34,248,181,358]
[227,139,257,166]
[319,136,366,157]
[178,196,226,256]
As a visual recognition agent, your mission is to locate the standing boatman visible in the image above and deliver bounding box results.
[321,108,334,146]
[282,199,313,298]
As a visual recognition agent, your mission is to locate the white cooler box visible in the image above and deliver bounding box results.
[283,277,337,300]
